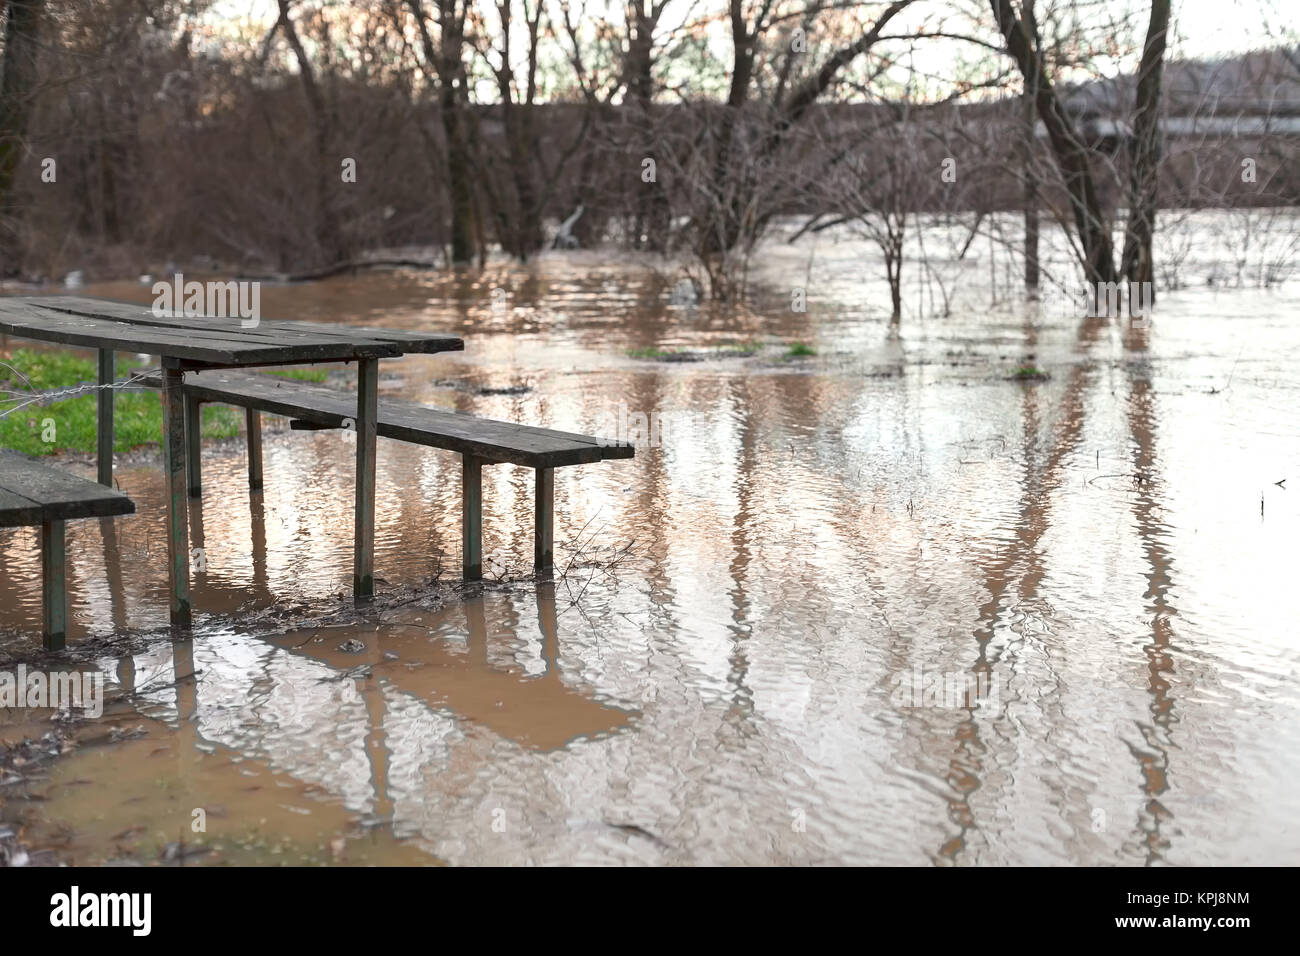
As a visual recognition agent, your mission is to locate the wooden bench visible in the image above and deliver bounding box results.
[151,370,633,581]
[0,453,135,649]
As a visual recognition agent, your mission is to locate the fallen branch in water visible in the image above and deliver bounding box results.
[237,258,439,283]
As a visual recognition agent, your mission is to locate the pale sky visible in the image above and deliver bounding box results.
[207,0,1293,91]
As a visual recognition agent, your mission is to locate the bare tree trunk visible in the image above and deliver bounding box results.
[277,0,346,265]
[703,0,758,256]
[887,230,904,323]
[1021,0,1039,293]
[1121,0,1172,300]
[990,0,1117,284]
[492,0,545,259]
[628,1,669,251]
[409,0,477,265]
[0,0,45,271]
[439,78,477,264]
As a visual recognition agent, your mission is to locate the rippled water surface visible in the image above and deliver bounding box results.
[1,227,1298,865]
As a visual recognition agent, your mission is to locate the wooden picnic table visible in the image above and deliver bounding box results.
[0,294,463,626]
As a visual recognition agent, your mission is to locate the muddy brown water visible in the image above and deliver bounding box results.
[1,236,1298,865]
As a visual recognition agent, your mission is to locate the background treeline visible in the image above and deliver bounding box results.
[0,0,1297,301]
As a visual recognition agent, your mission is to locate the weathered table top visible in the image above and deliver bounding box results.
[0,295,463,368]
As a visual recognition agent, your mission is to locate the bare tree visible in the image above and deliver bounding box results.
[1120,0,1171,299]
[624,0,674,250]
[404,0,480,264]
[989,0,1118,285]
[0,0,46,271]
[1019,0,1039,292]
[274,0,350,266]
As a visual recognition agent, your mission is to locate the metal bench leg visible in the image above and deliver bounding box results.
[97,349,114,487]
[535,467,554,576]
[41,520,67,651]
[462,454,484,581]
[246,409,263,491]
[185,395,203,497]
[353,357,378,600]
[161,363,191,627]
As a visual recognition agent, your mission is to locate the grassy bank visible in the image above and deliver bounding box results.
[0,348,326,457]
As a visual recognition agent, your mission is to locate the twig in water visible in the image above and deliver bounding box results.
[1208,346,1244,394]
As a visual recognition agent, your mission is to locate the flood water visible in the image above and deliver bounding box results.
[2,218,1298,865]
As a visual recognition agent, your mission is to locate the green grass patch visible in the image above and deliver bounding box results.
[0,347,240,457]
[1009,365,1049,381]
[785,342,816,358]
[626,340,763,361]
[267,366,329,383]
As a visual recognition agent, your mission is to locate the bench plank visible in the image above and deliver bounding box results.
[174,371,635,469]
[0,453,136,525]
